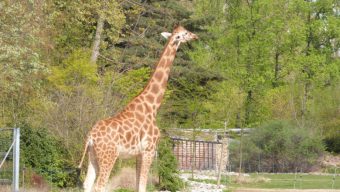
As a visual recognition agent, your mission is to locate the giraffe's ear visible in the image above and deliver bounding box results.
[161,32,172,39]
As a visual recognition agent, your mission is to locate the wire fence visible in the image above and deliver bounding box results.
[169,129,339,190]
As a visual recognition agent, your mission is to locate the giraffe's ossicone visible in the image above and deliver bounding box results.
[78,25,198,192]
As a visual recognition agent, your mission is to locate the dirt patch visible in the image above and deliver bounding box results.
[321,154,340,167]
[233,175,270,184]
[310,153,340,172]
[108,167,158,191]
[109,167,136,190]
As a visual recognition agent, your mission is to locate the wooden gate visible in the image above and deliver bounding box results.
[171,138,221,170]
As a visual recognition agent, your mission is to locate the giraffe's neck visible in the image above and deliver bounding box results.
[132,39,179,114]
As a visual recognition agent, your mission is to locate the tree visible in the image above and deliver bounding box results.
[0,1,48,127]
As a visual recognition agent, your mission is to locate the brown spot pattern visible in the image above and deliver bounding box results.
[151,84,159,94]
[154,71,164,82]
[146,95,154,103]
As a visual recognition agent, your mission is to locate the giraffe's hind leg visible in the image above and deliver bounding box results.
[137,150,155,192]
[94,149,118,192]
[83,145,98,192]
[136,154,142,191]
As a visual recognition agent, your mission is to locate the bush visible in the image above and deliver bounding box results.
[324,135,340,153]
[231,120,325,172]
[20,125,78,187]
[156,137,184,192]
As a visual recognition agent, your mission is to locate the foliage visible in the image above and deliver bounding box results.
[42,49,104,161]
[0,0,48,127]
[156,137,184,192]
[50,0,130,59]
[49,49,98,91]
[20,125,78,187]
[190,0,340,127]
[199,81,245,127]
[113,67,151,104]
[324,136,340,153]
[230,120,325,172]
[309,85,340,153]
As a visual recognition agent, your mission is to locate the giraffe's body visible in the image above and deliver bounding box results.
[78,26,198,192]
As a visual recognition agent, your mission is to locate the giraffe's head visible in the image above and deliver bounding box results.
[161,25,198,45]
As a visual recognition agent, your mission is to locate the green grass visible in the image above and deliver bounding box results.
[189,173,340,189]
[247,173,339,189]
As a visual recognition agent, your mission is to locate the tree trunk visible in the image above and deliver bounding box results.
[90,16,104,64]
[238,127,244,176]
[301,81,310,120]
[273,51,280,88]
[301,10,312,120]
[244,90,252,125]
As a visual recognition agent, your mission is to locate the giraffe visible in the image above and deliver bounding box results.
[78,25,198,192]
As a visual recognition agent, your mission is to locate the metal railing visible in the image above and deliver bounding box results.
[0,128,20,192]
[171,138,221,170]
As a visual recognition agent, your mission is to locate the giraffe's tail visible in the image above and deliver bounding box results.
[78,136,93,169]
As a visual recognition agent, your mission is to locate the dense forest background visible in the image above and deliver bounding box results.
[1,0,339,188]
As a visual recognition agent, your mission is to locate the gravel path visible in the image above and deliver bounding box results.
[179,172,225,192]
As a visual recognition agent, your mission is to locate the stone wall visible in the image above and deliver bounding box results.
[215,138,229,173]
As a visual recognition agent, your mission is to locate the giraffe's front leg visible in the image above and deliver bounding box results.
[136,150,155,192]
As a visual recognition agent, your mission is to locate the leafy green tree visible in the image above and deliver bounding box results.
[198,81,245,128]
[113,67,151,105]
[48,49,98,91]
[50,0,129,63]
[190,0,340,133]
[0,0,48,127]
[42,49,103,161]
[310,85,340,153]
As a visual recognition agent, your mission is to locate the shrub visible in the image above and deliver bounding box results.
[324,135,340,153]
[20,125,78,187]
[231,120,325,172]
[156,137,184,192]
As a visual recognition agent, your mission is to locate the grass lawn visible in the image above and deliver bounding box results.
[238,173,339,189]
[190,173,340,190]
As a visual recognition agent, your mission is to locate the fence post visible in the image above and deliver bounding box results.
[13,128,20,192]
[293,168,297,189]
[216,137,228,186]
[332,167,337,189]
